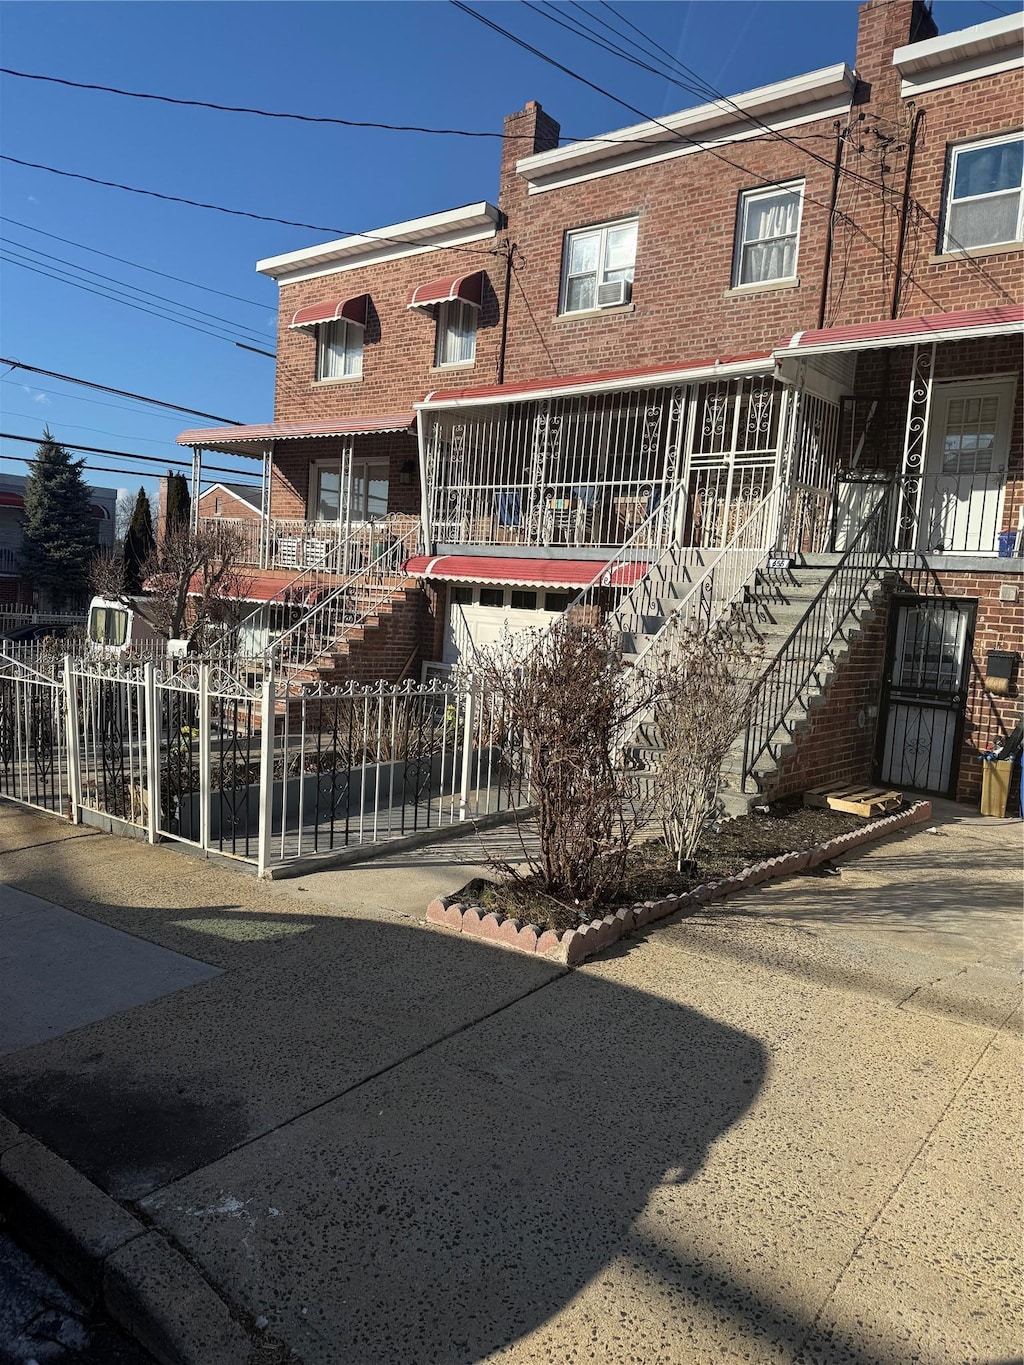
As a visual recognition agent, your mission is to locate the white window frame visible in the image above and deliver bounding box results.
[732,181,804,288]
[559,217,638,316]
[434,298,478,368]
[315,318,363,381]
[942,131,1024,253]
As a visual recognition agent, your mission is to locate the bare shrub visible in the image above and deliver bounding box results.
[652,616,760,869]
[90,522,252,648]
[470,620,658,908]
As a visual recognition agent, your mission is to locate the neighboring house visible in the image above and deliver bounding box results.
[178,0,1023,808]
[0,471,117,608]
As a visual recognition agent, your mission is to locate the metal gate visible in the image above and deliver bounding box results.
[0,652,69,815]
[877,597,975,797]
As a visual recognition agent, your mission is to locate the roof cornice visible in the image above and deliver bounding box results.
[893,12,1023,96]
[255,203,501,285]
[515,63,856,194]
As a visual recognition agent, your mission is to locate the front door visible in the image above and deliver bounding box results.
[877,596,975,797]
[918,379,1013,554]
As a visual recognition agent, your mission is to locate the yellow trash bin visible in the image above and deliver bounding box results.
[980,758,1013,817]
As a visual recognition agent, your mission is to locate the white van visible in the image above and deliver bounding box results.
[87,596,164,652]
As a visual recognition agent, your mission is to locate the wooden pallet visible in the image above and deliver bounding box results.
[804,783,903,817]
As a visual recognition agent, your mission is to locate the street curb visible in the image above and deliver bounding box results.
[0,1124,253,1365]
[425,799,934,967]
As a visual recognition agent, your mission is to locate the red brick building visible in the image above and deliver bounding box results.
[179,0,1022,807]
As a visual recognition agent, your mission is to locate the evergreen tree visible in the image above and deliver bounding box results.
[165,471,191,532]
[123,487,155,595]
[21,428,97,610]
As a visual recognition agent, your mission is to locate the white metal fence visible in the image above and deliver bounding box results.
[0,651,529,873]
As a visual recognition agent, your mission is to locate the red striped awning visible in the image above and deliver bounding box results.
[289,294,370,332]
[404,555,649,589]
[779,303,1024,356]
[407,271,484,311]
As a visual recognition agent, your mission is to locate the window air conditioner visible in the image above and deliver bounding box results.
[596,279,631,308]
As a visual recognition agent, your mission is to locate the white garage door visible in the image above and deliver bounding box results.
[441,584,572,667]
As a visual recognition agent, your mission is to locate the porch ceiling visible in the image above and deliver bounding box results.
[176,414,416,457]
[779,303,1024,357]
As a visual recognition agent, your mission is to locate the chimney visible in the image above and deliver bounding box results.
[499,101,560,213]
[854,0,938,101]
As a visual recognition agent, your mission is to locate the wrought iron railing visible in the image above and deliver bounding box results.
[198,515,399,571]
[266,522,422,674]
[203,517,420,664]
[741,478,897,791]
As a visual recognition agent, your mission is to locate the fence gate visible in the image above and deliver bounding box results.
[877,597,975,797]
[72,658,153,832]
[0,652,70,816]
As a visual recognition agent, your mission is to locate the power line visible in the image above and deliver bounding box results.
[0,359,241,424]
[586,1,1016,307]
[451,0,950,314]
[0,216,272,313]
[0,154,497,255]
[0,432,262,481]
[1,235,271,344]
[2,377,204,421]
[1,250,269,350]
[2,410,200,448]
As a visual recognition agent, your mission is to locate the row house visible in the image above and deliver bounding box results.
[178,0,1023,809]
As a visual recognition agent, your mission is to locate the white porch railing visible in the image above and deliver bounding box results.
[267,521,422,674]
[198,515,388,572]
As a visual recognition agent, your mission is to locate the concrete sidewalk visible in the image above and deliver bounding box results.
[0,799,1020,1364]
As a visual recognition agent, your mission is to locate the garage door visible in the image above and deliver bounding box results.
[441,584,571,666]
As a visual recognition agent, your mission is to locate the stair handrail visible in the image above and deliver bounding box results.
[740,477,897,792]
[202,518,402,663]
[265,521,422,673]
[565,482,694,615]
[627,483,781,672]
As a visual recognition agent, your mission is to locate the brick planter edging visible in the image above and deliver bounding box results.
[425,799,933,968]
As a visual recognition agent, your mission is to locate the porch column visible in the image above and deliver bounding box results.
[259,442,273,570]
[189,445,202,532]
[898,342,936,551]
[774,366,805,552]
[415,411,433,555]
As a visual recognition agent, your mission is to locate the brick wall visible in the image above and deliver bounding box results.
[769,567,1022,808]
[769,598,890,800]
[317,585,433,685]
[269,431,420,522]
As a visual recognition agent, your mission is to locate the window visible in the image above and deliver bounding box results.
[944,134,1023,251]
[479,587,505,607]
[435,299,477,367]
[316,318,362,381]
[450,584,474,605]
[510,590,538,610]
[309,460,388,522]
[544,592,570,612]
[734,182,803,287]
[88,605,127,647]
[560,218,638,314]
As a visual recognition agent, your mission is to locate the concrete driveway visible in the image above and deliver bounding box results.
[0,799,1020,1363]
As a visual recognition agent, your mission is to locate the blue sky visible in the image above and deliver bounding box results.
[0,0,1013,514]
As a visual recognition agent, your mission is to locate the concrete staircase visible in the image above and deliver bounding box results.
[621,556,895,818]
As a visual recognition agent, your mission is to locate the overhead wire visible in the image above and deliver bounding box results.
[0,154,498,254]
[0,432,262,482]
[0,216,273,313]
[583,0,1017,306]
[1,377,186,422]
[1,249,273,350]
[0,359,241,424]
[451,0,951,314]
[1,234,272,344]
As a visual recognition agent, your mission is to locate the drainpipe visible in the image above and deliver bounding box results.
[891,107,925,321]
[817,125,845,331]
[496,240,514,386]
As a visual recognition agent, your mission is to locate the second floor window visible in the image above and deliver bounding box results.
[316,318,363,381]
[734,182,803,287]
[944,133,1023,251]
[435,299,477,367]
[560,218,638,314]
